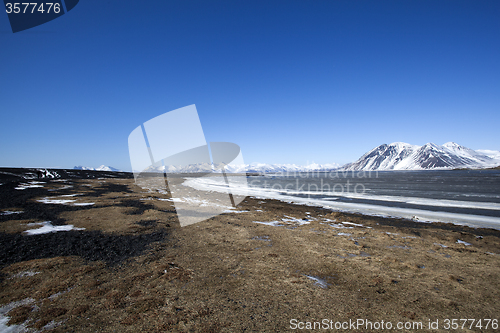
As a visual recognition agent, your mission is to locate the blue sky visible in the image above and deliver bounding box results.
[1,0,499,171]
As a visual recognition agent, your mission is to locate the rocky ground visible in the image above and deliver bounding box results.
[1,168,499,332]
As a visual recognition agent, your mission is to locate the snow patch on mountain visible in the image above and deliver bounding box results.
[476,149,500,160]
[342,142,500,171]
[74,165,122,172]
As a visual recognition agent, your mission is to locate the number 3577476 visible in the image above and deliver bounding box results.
[5,3,61,14]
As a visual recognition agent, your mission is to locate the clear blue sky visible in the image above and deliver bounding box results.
[1,0,499,171]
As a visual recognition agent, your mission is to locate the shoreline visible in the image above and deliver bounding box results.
[185,173,500,231]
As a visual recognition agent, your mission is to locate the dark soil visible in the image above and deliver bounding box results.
[0,229,167,267]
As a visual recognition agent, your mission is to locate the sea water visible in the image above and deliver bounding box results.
[185,170,500,230]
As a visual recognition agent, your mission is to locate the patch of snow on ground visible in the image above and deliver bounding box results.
[48,287,73,300]
[252,235,271,241]
[38,320,64,331]
[327,223,353,229]
[37,197,76,205]
[305,275,330,289]
[24,221,85,235]
[456,239,472,246]
[342,221,365,227]
[37,195,94,206]
[322,219,369,229]
[0,211,23,216]
[38,169,60,178]
[253,220,285,227]
[15,181,45,190]
[10,271,40,279]
[282,215,311,225]
[253,214,316,228]
[55,185,73,190]
[0,298,35,333]
[164,196,236,212]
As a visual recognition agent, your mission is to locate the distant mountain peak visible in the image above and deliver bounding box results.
[422,142,440,149]
[342,142,500,171]
[443,141,460,148]
[74,165,121,172]
[388,141,416,148]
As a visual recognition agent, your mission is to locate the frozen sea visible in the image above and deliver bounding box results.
[185,169,500,230]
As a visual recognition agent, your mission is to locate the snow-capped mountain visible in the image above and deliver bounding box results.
[342,142,500,171]
[142,162,340,174]
[74,165,122,172]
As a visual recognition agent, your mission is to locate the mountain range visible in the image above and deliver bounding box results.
[75,142,500,173]
[141,162,341,174]
[75,163,340,174]
[342,142,500,171]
